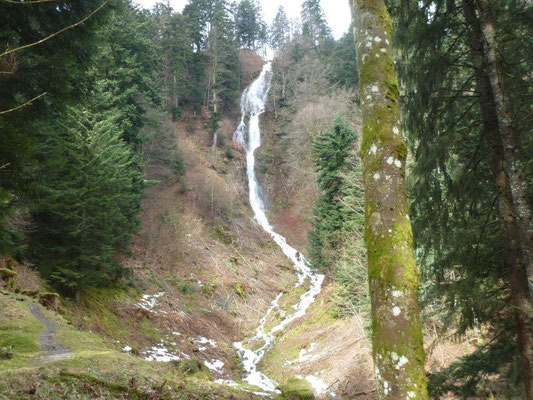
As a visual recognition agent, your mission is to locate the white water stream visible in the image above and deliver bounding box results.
[233,63,325,393]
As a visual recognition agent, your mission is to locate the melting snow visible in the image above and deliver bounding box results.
[136,292,165,312]
[204,359,225,373]
[195,336,217,351]
[144,342,180,362]
[215,379,239,387]
[298,342,317,363]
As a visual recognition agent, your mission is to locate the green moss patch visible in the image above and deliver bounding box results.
[278,376,315,399]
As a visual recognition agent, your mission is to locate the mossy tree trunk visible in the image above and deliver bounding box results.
[349,1,429,399]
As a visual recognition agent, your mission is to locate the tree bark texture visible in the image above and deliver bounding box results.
[463,2,533,398]
[349,1,429,399]
[475,0,533,296]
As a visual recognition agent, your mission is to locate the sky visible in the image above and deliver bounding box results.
[134,0,352,40]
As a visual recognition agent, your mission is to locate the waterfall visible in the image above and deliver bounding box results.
[233,62,325,393]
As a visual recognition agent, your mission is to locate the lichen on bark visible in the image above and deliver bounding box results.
[349,0,429,398]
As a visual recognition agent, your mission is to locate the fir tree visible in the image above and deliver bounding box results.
[30,104,143,295]
[308,117,356,272]
[300,0,331,46]
[234,0,266,50]
[269,6,290,50]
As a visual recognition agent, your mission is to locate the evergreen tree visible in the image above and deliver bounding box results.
[90,1,159,145]
[29,103,143,295]
[350,0,429,398]
[308,117,356,272]
[184,0,239,113]
[234,0,266,50]
[300,0,331,46]
[326,27,358,89]
[392,0,533,396]
[269,6,290,50]
[0,0,111,260]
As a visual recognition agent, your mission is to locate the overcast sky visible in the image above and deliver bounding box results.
[134,0,351,39]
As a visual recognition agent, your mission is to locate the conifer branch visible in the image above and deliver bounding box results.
[0,92,47,115]
[0,0,109,58]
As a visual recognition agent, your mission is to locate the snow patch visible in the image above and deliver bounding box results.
[144,342,180,362]
[215,379,239,388]
[204,359,225,374]
[297,342,317,363]
[136,292,165,312]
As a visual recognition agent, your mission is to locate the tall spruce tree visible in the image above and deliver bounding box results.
[0,0,111,260]
[184,0,239,113]
[393,0,533,397]
[349,0,429,398]
[308,117,356,272]
[30,103,143,295]
[234,0,266,50]
[300,0,331,46]
[269,6,290,50]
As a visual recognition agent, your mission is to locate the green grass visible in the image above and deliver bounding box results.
[0,294,269,399]
[63,287,163,350]
[259,296,335,383]
[0,295,44,370]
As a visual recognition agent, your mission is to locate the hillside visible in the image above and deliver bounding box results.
[2,1,532,399]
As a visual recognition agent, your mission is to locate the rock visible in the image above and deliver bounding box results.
[38,292,61,311]
[0,267,17,289]
[0,345,14,360]
[278,377,316,400]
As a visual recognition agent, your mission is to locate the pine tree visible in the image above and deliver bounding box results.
[234,0,266,50]
[0,0,111,260]
[300,0,331,46]
[184,0,239,113]
[30,104,143,295]
[269,6,290,50]
[308,117,356,272]
[350,1,429,398]
[393,0,533,396]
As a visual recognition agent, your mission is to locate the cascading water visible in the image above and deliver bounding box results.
[233,62,325,393]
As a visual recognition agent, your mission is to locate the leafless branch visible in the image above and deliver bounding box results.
[0,0,109,58]
[0,92,47,115]
[0,0,62,4]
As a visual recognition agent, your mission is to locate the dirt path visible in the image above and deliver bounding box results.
[27,303,73,363]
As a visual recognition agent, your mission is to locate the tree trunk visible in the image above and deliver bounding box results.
[349,1,429,399]
[463,2,533,397]
[475,0,533,295]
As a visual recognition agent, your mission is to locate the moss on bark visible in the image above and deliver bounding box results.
[350,0,429,398]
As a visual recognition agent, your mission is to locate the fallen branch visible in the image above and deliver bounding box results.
[352,389,377,397]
